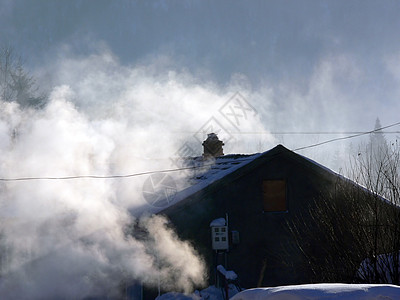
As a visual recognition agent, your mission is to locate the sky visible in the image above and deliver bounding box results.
[2,0,400,168]
[1,0,400,298]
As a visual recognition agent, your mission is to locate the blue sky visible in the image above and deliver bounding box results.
[2,0,400,164]
[2,1,399,83]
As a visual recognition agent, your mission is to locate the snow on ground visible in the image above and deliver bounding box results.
[230,284,400,300]
[357,252,400,283]
[157,284,400,300]
[157,284,240,300]
[216,265,238,281]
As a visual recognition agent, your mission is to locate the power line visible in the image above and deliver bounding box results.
[1,121,399,182]
[271,131,400,135]
[0,157,257,182]
[0,165,212,182]
[176,131,400,135]
[293,121,400,152]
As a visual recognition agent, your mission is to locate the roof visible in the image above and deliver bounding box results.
[158,144,341,214]
[166,153,262,206]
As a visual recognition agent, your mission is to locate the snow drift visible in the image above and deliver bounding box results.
[230,284,400,300]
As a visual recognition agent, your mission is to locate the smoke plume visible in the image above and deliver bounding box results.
[0,48,270,298]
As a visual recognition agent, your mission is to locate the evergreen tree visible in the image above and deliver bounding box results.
[0,46,45,108]
[360,118,392,188]
[368,118,388,159]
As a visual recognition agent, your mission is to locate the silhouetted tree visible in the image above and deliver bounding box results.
[288,142,400,284]
[0,46,45,108]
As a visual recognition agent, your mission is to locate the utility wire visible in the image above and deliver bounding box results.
[1,121,400,182]
[0,164,214,182]
[293,121,400,152]
[271,131,400,135]
[177,131,400,135]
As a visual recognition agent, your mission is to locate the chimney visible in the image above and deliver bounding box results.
[202,133,224,158]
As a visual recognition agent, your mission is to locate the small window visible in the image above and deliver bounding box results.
[263,180,287,212]
[215,237,220,242]
[214,228,219,233]
[221,237,226,242]
[221,227,226,232]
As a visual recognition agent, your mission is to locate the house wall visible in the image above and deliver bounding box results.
[161,153,338,289]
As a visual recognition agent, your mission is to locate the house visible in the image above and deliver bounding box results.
[157,137,397,290]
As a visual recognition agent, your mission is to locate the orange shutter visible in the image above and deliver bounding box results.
[263,180,287,212]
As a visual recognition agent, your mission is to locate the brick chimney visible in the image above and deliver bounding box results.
[202,133,224,158]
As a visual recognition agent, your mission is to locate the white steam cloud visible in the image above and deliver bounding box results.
[1,41,398,299]
[0,48,271,298]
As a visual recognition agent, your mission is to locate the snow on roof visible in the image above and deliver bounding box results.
[230,284,400,300]
[158,153,262,211]
[210,218,226,227]
[162,145,341,212]
[154,144,388,214]
[297,151,395,207]
[184,153,261,186]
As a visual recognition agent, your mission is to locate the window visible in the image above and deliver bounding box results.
[262,180,287,212]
